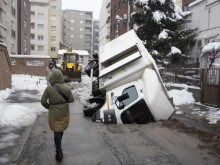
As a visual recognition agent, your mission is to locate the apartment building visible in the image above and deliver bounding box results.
[17,0,31,55]
[48,0,61,58]
[62,9,93,55]
[99,0,111,47]
[0,0,17,54]
[92,19,100,54]
[30,0,61,59]
[110,0,133,40]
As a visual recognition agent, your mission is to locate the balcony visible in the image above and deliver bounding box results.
[106,16,110,24]
[106,1,110,9]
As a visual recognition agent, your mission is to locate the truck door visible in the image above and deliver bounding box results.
[119,85,155,124]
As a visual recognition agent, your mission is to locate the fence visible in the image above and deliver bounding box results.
[159,68,220,107]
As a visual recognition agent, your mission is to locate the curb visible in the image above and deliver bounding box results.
[9,124,33,164]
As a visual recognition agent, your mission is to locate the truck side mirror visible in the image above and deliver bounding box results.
[117,93,129,102]
[115,93,129,110]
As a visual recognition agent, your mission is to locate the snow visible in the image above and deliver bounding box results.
[58,49,89,56]
[158,30,168,39]
[153,11,165,23]
[168,89,195,105]
[0,72,220,162]
[189,0,204,8]
[170,46,182,54]
[201,42,220,56]
[9,55,50,58]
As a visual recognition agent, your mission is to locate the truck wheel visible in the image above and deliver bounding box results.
[93,68,99,77]
[83,104,102,116]
[92,88,102,97]
[84,60,98,76]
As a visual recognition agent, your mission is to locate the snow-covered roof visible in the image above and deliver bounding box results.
[9,55,50,58]
[58,49,89,56]
[189,0,205,8]
[201,42,220,56]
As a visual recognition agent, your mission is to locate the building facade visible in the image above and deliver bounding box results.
[17,0,31,55]
[0,0,17,54]
[48,0,61,58]
[30,0,61,59]
[110,0,133,40]
[186,0,220,65]
[99,0,111,47]
[92,19,100,54]
[62,9,93,55]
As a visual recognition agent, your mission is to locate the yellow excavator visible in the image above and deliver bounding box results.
[60,48,81,82]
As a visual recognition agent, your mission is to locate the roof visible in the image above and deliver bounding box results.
[9,55,50,58]
[58,49,89,56]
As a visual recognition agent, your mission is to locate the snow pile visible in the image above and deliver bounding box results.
[75,75,97,108]
[0,104,40,128]
[12,74,47,95]
[0,88,13,102]
[170,46,182,54]
[168,89,195,105]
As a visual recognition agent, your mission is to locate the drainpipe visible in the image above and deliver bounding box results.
[208,8,211,29]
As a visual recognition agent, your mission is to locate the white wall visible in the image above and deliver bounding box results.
[30,2,49,55]
[99,0,110,47]
[186,0,220,64]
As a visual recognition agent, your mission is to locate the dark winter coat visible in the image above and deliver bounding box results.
[41,69,74,132]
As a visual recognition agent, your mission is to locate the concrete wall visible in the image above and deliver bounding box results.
[0,43,12,90]
[10,55,50,76]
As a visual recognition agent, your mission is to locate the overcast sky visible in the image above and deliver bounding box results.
[62,0,103,19]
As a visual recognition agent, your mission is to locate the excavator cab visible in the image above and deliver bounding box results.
[60,49,81,82]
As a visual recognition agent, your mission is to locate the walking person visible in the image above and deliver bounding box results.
[46,61,56,86]
[41,69,74,161]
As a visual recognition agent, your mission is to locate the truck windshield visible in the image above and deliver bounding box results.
[122,86,138,106]
[64,53,78,63]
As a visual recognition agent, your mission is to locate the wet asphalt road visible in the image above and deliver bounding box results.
[2,88,220,164]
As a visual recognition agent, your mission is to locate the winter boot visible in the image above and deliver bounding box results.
[55,150,63,161]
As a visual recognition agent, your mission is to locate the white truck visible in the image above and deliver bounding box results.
[89,30,174,124]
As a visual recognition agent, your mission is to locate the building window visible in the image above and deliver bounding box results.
[51,15,56,20]
[37,46,44,51]
[31,45,35,50]
[69,20,74,23]
[31,33,35,39]
[80,28,83,31]
[51,6,56,10]
[38,24,44,30]
[24,1,26,8]
[31,11,35,17]
[11,44,15,54]
[38,35,44,40]
[51,47,56,51]
[70,35,74,38]
[51,36,56,42]
[38,13,44,19]
[80,21,83,24]
[24,21,26,29]
[80,35,83,38]
[51,26,56,31]
[31,23,35,29]
[0,8,5,25]
[183,5,189,11]
[24,39,27,53]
